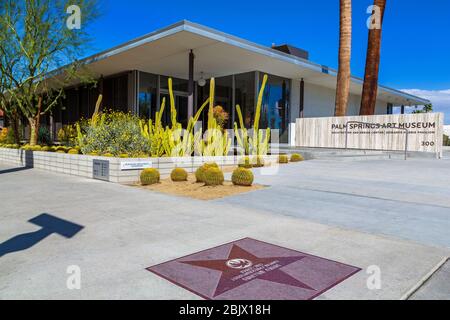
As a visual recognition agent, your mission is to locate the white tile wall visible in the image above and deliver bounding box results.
[1,149,276,184]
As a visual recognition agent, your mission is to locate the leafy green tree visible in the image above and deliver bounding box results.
[412,104,433,114]
[0,0,98,145]
[0,3,21,144]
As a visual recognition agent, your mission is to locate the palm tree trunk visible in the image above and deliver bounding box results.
[360,0,386,115]
[335,0,352,117]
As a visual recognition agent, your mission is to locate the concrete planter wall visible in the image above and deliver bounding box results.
[0,148,278,184]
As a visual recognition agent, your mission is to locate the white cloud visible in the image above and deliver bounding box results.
[400,89,450,124]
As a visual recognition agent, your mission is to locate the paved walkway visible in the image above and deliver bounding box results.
[221,159,450,249]
[0,160,449,300]
[411,260,450,300]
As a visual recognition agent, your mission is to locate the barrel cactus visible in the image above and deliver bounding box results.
[22,145,41,151]
[68,149,80,155]
[290,153,304,162]
[171,168,188,182]
[203,167,224,186]
[232,167,254,186]
[140,168,160,186]
[195,163,219,183]
[279,155,289,164]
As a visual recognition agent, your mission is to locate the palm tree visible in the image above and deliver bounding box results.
[360,0,386,115]
[335,0,352,117]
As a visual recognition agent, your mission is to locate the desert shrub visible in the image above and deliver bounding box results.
[279,155,289,164]
[78,111,150,157]
[38,125,52,146]
[232,167,254,186]
[57,125,78,147]
[195,163,219,183]
[203,167,224,186]
[290,153,304,162]
[0,128,8,143]
[0,127,20,144]
[140,168,160,186]
[171,168,188,182]
[444,134,450,146]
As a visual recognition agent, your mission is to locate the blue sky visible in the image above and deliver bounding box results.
[84,0,450,123]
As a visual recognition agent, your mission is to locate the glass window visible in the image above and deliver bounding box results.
[64,88,79,124]
[235,72,256,129]
[259,73,290,143]
[160,75,188,92]
[103,74,129,112]
[214,76,233,129]
[196,78,211,128]
[138,72,158,119]
[196,76,233,130]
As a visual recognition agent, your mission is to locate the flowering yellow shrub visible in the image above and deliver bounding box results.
[77,111,149,157]
[0,128,8,143]
[57,125,77,147]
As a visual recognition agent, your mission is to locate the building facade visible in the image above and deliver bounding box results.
[47,21,429,144]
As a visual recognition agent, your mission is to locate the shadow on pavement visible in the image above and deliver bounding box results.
[0,214,84,258]
[0,167,31,175]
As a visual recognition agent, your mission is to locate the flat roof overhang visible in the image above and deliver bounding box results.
[68,20,429,106]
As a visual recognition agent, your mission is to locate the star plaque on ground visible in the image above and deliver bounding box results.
[146,238,361,300]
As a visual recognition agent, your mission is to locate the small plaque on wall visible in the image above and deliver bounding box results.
[120,161,153,171]
[93,160,110,181]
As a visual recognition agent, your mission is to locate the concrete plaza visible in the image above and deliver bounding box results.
[0,158,449,300]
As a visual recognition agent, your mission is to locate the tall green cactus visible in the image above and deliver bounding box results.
[195,78,231,157]
[140,97,167,157]
[140,78,210,157]
[234,74,270,156]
